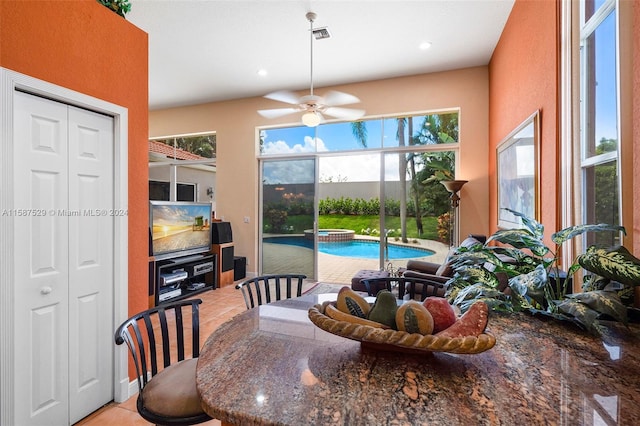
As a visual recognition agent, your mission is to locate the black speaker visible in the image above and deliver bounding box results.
[234,256,246,281]
[221,246,234,272]
[211,221,233,244]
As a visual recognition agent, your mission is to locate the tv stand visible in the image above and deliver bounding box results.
[151,252,218,306]
[170,253,206,263]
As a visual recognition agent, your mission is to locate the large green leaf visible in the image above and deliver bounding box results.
[508,264,548,307]
[487,229,549,257]
[551,224,626,245]
[576,246,640,287]
[502,208,544,238]
[488,247,545,272]
[449,251,504,270]
[448,267,500,288]
[452,284,507,309]
[552,300,601,332]
[565,290,627,324]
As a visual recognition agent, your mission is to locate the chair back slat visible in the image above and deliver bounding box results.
[191,303,201,357]
[175,305,185,362]
[236,274,307,309]
[141,314,158,375]
[361,277,447,301]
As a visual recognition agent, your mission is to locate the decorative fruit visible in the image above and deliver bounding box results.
[324,303,389,328]
[367,290,398,329]
[435,301,489,338]
[336,286,370,318]
[396,301,434,335]
[423,297,457,333]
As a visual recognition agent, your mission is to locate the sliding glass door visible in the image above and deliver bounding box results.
[258,111,458,284]
[260,158,316,279]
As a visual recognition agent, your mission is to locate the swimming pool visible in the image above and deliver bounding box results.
[263,236,434,260]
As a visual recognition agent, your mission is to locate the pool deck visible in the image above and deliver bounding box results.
[262,235,450,285]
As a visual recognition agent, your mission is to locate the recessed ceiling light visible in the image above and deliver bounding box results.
[257,69,268,77]
[419,41,432,50]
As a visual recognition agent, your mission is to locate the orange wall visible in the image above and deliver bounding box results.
[488,0,558,236]
[0,0,149,317]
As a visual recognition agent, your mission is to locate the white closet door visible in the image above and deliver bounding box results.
[67,105,114,423]
[13,91,114,425]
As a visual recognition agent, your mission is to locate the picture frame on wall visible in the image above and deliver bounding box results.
[497,110,540,229]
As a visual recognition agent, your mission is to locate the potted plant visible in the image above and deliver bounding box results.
[97,0,131,18]
[446,209,640,335]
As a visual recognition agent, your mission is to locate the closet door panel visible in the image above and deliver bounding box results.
[13,91,70,426]
[67,105,114,423]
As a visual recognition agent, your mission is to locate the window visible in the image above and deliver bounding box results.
[149,181,196,201]
[579,0,620,247]
[259,112,460,247]
[259,112,459,155]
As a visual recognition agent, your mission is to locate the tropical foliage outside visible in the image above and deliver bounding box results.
[155,134,217,159]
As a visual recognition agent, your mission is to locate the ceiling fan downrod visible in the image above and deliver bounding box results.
[306,11,316,97]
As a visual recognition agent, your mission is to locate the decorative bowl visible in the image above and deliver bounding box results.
[308,302,496,355]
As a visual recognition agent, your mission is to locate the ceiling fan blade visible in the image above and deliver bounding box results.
[322,90,361,107]
[264,90,301,105]
[323,106,365,120]
[257,107,299,119]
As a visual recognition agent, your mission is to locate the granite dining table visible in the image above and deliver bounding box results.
[196,292,640,425]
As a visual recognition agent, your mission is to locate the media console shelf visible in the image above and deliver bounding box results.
[151,253,218,306]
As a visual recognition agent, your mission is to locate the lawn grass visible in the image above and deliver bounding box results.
[316,214,441,241]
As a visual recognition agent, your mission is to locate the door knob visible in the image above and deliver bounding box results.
[40,286,53,295]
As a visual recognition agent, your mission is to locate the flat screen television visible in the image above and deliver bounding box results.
[149,201,212,260]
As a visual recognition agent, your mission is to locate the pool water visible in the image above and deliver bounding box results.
[264,237,434,260]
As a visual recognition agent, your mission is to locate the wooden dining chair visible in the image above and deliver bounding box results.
[235,274,308,309]
[361,276,447,301]
[114,299,212,425]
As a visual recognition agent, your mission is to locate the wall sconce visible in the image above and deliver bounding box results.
[207,187,214,198]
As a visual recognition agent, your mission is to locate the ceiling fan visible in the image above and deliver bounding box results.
[257,11,365,127]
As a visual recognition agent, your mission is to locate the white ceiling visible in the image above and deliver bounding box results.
[127,0,515,111]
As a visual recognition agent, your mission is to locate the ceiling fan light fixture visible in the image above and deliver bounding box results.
[257,11,364,124]
[301,111,321,127]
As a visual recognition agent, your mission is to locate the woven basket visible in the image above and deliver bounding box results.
[308,303,496,355]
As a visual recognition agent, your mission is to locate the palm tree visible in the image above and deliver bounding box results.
[351,121,367,148]
[396,118,408,242]
[350,114,458,243]
[352,118,411,242]
[158,134,217,158]
[407,119,424,236]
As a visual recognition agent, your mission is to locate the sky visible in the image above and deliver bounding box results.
[261,117,431,183]
[264,121,398,183]
[592,9,618,145]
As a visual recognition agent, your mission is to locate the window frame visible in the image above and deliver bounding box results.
[578,0,622,239]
